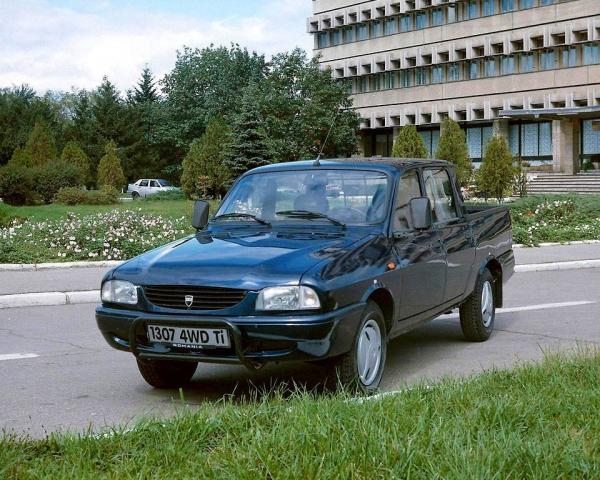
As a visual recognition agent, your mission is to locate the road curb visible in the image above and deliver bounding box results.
[0,290,99,309]
[513,240,600,248]
[514,259,600,273]
[0,261,122,271]
[1,259,599,309]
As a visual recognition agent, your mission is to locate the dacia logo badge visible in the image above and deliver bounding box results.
[185,295,194,308]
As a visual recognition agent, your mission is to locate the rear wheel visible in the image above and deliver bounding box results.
[324,302,387,393]
[136,358,197,389]
[459,269,496,342]
[131,191,140,199]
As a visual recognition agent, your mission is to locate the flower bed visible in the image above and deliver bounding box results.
[511,197,600,246]
[0,209,193,264]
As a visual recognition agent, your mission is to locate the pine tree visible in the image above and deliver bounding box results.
[97,140,126,189]
[131,66,159,104]
[61,140,91,185]
[225,84,270,179]
[435,118,472,188]
[477,135,514,202]
[22,120,57,166]
[181,117,232,199]
[391,125,428,158]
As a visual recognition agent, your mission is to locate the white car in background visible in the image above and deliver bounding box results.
[127,179,178,198]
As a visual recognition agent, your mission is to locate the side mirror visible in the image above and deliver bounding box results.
[192,200,209,230]
[409,197,432,231]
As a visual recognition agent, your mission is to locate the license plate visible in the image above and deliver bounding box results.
[147,325,231,349]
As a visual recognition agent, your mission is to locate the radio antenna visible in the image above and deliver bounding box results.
[314,114,338,166]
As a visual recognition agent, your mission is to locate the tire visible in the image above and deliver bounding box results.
[131,191,140,199]
[459,268,496,342]
[325,302,387,393]
[136,358,197,389]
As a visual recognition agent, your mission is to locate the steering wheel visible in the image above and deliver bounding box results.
[328,207,365,223]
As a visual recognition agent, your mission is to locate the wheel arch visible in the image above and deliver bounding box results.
[484,258,503,308]
[366,288,395,335]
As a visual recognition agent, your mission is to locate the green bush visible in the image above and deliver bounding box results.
[391,125,428,158]
[435,118,472,188]
[55,186,119,205]
[0,164,35,205]
[477,135,514,202]
[141,189,185,202]
[61,141,91,185]
[97,141,126,190]
[32,160,85,204]
[0,203,13,227]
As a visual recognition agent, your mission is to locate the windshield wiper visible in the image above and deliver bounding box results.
[276,210,346,228]
[212,213,271,226]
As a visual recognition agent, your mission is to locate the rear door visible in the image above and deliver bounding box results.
[422,167,475,303]
[138,179,149,196]
[391,168,446,320]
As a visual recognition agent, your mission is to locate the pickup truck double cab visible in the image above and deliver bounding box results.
[97,158,514,392]
[128,179,177,198]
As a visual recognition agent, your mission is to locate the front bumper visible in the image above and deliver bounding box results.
[96,303,365,368]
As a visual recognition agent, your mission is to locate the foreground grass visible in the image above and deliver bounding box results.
[2,353,599,479]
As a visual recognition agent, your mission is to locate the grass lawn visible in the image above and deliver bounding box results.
[1,353,599,478]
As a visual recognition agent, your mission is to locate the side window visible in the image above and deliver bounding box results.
[393,170,422,231]
[423,168,458,223]
[139,180,149,187]
[150,180,159,188]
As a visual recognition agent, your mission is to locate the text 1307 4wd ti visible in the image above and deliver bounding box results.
[96,158,514,391]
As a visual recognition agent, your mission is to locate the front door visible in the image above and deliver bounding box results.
[390,169,446,320]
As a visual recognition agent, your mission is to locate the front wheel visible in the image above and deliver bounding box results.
[131,191,140,199]
[136,358,197,389]
[459,268,496,342]
[325,302,387,393]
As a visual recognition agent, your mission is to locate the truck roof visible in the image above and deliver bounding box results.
[248,158,452,175]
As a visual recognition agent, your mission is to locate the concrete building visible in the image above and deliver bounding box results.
[308,0,600,173]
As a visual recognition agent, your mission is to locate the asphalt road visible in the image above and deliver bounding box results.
[1,267,599,437]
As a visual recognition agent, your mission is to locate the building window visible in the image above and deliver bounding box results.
[562,46,577,68]
[331,29,341,46]
[447,5,457,23]
[432,8,444,26]
[400,14,412,32]
[317,32,329,49]
[501,0,515,13]
[357,23,369,41]
[358,76,368,93]
[582,119,600,155]
[415,12,427,29]
[520,0,535,8]
[432,66,444,84]
[415,67,430,85]
[484,58,498,77]
[385,17,398,35]
[467,126,494,160]
[502,55,516,74]
[448,63,461,81]
[521,122,552,157]
[583,43,600,65]
[343,26,355,43]
[400,70,413,87]
[370,74,381,91]
[540,0,554,4]
[520,52,536,73]
[468,60,480,79]
[482,0,495,16]
[383,72,396,89]
[540,49,557,70]
[466,0,479,19]
[371,20,383,38]
[418,129,440,156]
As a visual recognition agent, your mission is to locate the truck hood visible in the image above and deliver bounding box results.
[111,229,373,291]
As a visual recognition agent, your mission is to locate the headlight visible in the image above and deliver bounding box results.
[101,280,138,305]
[256,286,321,311]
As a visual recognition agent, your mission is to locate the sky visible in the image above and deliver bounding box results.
[0,0,314,93]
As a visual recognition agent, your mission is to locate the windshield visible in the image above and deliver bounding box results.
[216,169,390,225]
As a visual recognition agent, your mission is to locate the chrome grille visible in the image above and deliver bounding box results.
[144,285,246,311]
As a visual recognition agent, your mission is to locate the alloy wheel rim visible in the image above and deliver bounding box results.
[356,318,383,386]
[481,281,494,328]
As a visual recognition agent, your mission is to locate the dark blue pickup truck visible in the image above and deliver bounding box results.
[96,158,514,392]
